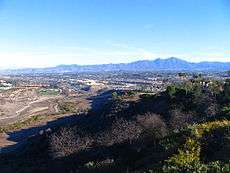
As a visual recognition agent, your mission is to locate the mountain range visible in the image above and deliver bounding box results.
[1,57,230,74]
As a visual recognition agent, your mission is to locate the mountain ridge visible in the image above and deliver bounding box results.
[1,57,230,74]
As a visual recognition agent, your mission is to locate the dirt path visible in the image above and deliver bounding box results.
[0,96,61,125]
[15,97,55,115]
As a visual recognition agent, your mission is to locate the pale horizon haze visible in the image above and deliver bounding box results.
[0,0,230,68]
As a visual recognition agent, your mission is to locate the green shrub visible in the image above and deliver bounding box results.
[222,105,230,116]
[208,161,230,173]
[162,120,230,173]
[163,138,201,172]
[58,101,76,113]
[166,85,177,98]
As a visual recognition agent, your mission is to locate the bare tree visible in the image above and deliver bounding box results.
[136,113,168,139]
[49,127,93,158]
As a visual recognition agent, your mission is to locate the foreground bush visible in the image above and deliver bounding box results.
[49,127,93,158]
[161,120,230,173]
[137,113,168,139]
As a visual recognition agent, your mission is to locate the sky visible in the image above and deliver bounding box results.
[0,0,229,68]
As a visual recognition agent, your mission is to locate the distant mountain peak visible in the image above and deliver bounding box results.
[157,57,187,62]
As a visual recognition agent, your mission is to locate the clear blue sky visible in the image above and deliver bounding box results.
[0,0,229,68]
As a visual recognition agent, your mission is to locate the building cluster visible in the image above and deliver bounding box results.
[0,71,227,96]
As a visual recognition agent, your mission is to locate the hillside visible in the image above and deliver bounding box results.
[0,78,229,173]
